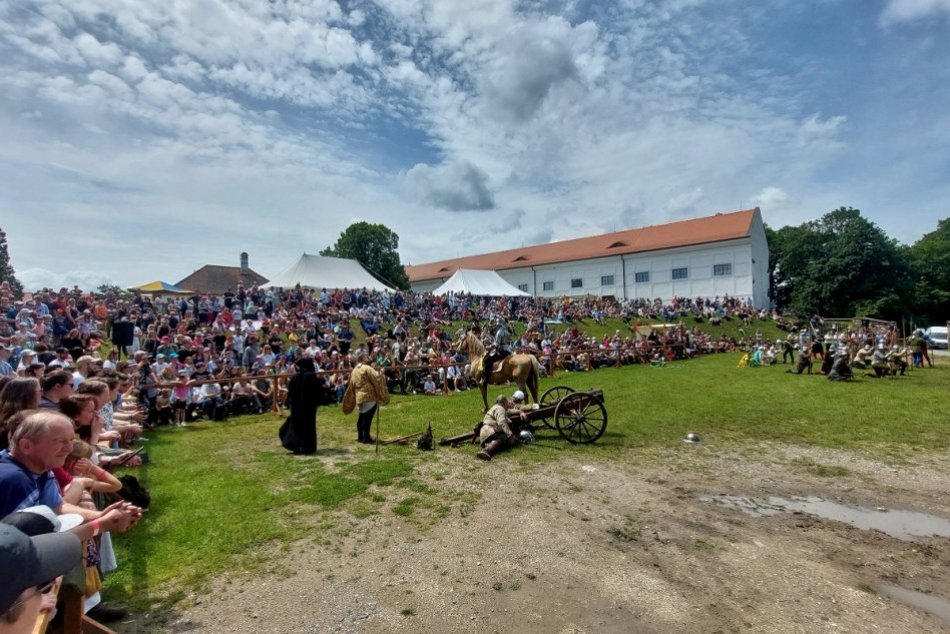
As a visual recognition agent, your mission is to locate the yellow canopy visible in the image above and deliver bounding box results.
[128,281,193,295]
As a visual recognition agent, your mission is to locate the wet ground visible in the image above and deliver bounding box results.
[698,493,950,541]
[124,442,950,633]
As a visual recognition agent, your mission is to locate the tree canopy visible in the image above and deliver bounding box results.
[767,207,911,321]
[905,218,950,324]
[320,222,410,290]
[0,227,23,298]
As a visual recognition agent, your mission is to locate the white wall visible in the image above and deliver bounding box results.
[410,212,771,308]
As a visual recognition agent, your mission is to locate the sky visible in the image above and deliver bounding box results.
[1,0,948,290]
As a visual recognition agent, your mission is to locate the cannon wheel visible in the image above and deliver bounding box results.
[554,392,607,444]
[537,385,575,429]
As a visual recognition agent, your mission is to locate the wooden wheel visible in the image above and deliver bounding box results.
[538,385,575,429]
[554,392,607,444]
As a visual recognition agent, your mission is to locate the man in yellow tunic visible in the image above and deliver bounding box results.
[342,354,390,444]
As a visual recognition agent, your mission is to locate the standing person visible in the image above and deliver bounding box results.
[283,358,322,455]
[920,333,934,368]
[342,354,389,444]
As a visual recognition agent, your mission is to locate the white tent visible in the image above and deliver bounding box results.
[432,269,530,296]
[263,254,394,291]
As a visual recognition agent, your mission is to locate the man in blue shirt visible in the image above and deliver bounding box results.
[0,345,13,377]
[0,411,141,533]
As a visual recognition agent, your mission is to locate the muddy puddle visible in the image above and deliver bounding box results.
[698,494,950,541]
[876,583,950,625]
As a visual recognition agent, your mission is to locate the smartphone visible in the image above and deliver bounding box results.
[113,446,144,466]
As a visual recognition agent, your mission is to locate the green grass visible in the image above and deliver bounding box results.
[104,352,950,612]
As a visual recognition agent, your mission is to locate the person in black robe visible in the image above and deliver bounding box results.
[282,358,321,454]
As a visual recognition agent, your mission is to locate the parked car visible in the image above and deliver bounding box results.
[924,326,948,349]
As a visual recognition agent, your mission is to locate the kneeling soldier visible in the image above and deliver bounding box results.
[474,394,517,461]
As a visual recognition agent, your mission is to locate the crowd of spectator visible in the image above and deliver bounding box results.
[0,281,779,417]
[1,277,931,627]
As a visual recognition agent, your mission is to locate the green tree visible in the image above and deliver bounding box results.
[320,222,410,290]
[0,227,23,298]
[906,218,950,324]
[768,208,910,319]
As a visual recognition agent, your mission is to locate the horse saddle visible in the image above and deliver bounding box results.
[482,354,509,374]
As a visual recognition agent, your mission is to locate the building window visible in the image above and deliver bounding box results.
[713,263,732,276]
[542,281,554,291]
[517,283,529,292]
[571,278,583,289]
[635,271,650,283]
[672,267,688,280]
[600,275,614,286]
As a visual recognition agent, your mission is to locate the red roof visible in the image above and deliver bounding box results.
[406,208,758,282]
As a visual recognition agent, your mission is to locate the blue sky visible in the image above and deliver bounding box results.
[1,0,948,290]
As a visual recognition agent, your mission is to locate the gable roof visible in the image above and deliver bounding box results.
[175,265,268,295]
[406,208,758,282]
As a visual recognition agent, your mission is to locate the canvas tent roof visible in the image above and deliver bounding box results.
[129,281,193,295]
[431,269,529,297]
[263,254,394,291]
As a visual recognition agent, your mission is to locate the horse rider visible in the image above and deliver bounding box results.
[480,316,512,388]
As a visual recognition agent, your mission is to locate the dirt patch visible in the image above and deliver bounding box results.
[124,443,950,633]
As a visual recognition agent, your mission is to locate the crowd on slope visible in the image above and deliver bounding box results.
[0,281,779,418]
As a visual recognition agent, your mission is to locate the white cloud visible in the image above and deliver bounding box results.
[750,187,789,210]
[0,0,945,287]
[73,33,122,67]
[18,268,115,291]
[880,0,950,25]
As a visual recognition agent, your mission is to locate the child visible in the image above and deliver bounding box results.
[155,388,173,426]
[172,373,192,427]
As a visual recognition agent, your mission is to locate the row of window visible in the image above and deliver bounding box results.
[524,264,732,291]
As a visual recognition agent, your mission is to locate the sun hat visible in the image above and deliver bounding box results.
[3,505,84,534]
[0,524,81,614]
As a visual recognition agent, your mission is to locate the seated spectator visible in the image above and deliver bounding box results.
[0,410,142,531]
[39,370,73,410]
[250,374,274,412]
[0,523,82,634]
[0,346,14,377]
[15,350,37,375]
[423,374,438,395]
[0,378,41,448]
[154,389,173,426]
[196,381,225,421]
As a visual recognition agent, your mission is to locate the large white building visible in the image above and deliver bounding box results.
[406,208,770,308]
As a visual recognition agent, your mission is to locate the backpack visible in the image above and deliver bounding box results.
[117,475,151,509]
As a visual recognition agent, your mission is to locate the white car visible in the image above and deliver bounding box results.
[924,326,948,350]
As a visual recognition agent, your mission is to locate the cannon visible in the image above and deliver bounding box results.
[439,386,608,446]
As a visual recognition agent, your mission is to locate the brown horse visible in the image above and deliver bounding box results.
[456,330,540,411]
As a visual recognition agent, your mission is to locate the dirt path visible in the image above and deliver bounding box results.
[139,443,949,633]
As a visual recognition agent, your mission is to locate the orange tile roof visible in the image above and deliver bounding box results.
[406,208,758,282]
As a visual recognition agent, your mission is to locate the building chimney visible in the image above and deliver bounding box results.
[240,252,249,274]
